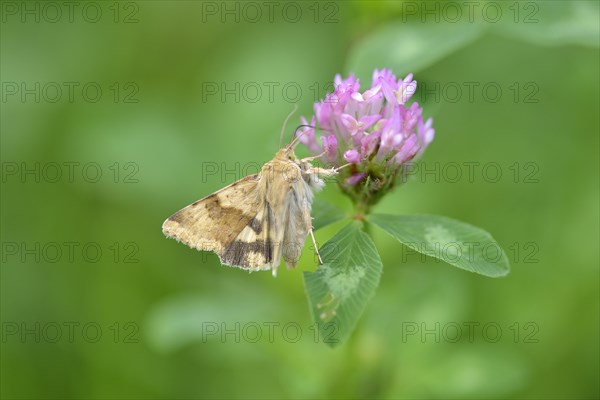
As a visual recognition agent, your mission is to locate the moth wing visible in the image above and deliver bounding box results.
[162,175,260,261]
[282,181,314,268]
[162,174,281,271]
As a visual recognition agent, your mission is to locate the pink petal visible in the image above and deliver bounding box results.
[343,149,361,164]
[340,113,358,131]
[346,173,367,186]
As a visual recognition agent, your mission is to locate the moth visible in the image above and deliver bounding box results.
[162,112,340,277]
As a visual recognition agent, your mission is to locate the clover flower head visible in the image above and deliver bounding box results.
[297,68,435,212]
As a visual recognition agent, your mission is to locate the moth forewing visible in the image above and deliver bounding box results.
[161,174,268,266]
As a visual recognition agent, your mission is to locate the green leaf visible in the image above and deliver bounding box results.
[492,1,599,48]
[303,221,383,347]
[346,21,484,80]
[311,198,347,231]
[369,214,510,277]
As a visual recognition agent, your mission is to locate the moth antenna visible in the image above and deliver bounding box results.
[300,150,326,162]
[289,125,335,150]
[289,124,315,149]
[279,104,299,149]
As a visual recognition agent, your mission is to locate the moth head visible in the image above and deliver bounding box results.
[276,147,298,162]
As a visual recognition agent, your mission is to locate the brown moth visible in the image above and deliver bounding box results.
[162,114,339,277]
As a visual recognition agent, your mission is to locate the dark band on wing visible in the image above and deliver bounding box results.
[221,239,273,267]
[248,217,263,234]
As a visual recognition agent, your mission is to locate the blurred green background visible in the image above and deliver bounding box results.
[1,1,598,398]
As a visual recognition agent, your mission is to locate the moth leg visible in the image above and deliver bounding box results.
[309,228,323,264]
[307,167,337,177]
[334,163,352,172]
